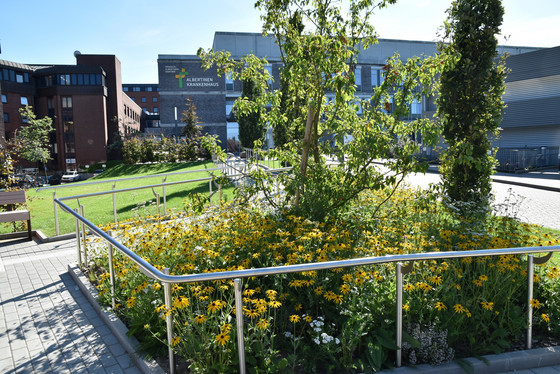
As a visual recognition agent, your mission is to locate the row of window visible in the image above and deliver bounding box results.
[123,85,159,92]
[1,68,30,83]
[130,97,158,103]
[37,73,104,88]
[2,94,29,106]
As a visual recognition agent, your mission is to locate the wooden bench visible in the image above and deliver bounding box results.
[0,190,32,240]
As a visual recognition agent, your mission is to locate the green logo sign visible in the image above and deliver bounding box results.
[175,68,188,88]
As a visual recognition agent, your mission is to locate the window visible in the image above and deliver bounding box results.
[133,86,141,92]
[60,74,71,85]
[142,107,147,112]
[2,69,9,81]
[265,65,273,89]
[84,74,90,85]
[141,97,147,103]
[47,97,54,109]
[16,73,24,83]
[153,107,159,113]
[130,97,135,102]
[146,86,153,92]
[65,142,75,153]
[152,97,158,103]
[226,100,235,116]
[62,96,72,108]
[123,86,129,92]
[20,96,28,106]
[354,66,362,91]
[3,113,8,123]
[225,73,234,91]
[77,74,83,85]
[371,68,379,88]
[1,94,6,104]
[411,99,422,115]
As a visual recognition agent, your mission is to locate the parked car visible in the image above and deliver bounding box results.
[61,171,80,183]
[48,174,62,185]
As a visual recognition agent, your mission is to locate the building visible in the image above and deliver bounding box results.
[0,54,141,172]
[122,83,160,131]
[494,46,560,170]
[156,32,540,151]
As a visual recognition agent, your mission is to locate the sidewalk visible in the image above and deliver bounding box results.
[0,237,143,374]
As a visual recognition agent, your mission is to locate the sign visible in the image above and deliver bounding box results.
[166,66,220,89]
[66,158,76,164]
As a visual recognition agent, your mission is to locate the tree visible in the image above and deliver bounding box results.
[16,106,54,181]
[199,0,445,221]
[181,96,202,139]
[237,76,266,149]
[437,0,507,213]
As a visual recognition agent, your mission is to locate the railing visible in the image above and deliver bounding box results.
[496,146,559,172]
[54,197,560,374]
[38,167,232,236]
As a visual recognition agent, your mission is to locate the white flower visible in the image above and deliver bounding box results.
[314,327,322,332]
[314,338,320,345]
[335,338,340,344]
[284,331,293,338]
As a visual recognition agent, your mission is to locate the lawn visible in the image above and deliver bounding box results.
[12,161,235,237]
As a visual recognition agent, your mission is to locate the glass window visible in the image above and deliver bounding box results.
[142,107,147,112]
[226,100,235,116]
[60,74,71,85]
[130,97,135,102]
[1,94,7,104]
[3,113,8,123]
[24,73,29,83]
[371,68,379,88]
[141,97,147,103]
[133,86,141,92]
[71,74,77,85]
[90,74,96,85]
[153,107,158,113]
[264,65,273,89]
[225,73,234,91]
[354,66,362,91]
[77,74,83,85]
[62,96,72,108]
[84,74,90,85]
[96,74,102,85]
[47,97,54,109]
[411,99,422,115]
[152,97,158,103]
[2,69,9,81]
[65,142,75,153]
[146,86,153,92]
[123,86,129,92]
[9,70,15,82]
[16,73,24,83]
[20,96,28,105]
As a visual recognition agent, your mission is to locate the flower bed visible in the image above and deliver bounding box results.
[86,186,560,373]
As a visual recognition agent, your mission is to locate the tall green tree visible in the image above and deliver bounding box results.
[437,0,507,212]
[236,76,266,149]
[17,106,54,181]
[199,0,445,221]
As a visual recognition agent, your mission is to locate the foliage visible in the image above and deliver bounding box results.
[198,0,445,222]
[437,0,508,212]
[0,141,16,189]
[87,185,560,372]
[15,106,54,165]
[237,76,266,149]
[180,96,202,139]
[122,135,206,164]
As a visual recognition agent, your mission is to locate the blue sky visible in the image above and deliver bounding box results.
[1,0,558,83]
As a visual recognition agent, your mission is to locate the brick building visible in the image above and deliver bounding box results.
[0,54,141,172]
[122,83,160,131]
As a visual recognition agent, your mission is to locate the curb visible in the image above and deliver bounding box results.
[68,263,166,374]
[380,346,560,374]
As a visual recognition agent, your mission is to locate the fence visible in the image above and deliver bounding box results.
[55,196,560,374]
[496,147,559,172]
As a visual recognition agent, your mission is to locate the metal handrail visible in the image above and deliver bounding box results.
[55,197,560,374]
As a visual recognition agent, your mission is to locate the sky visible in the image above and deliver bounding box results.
[1,0,559,83]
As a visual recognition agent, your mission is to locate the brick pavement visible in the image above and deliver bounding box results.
[0,237,142,374]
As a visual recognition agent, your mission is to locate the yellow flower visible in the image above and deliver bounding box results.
[215,333,230,346]
[403,304,410,311]
[305,315,313,323]
[256,318,270,330]
[429,275,443,286]
[295,303,303,311]
[530,299,541,309]
[265,290,277,299]
[208,300,225,313]
[195,315,207,324]
[479,274,488,282]
[473,279,483,287]
[144,324,150,329]
[435,302,447,311]
[171,336,181,346]
[481,301,494,311]
[268,300,281,308]
[404,284,415,292]
[221,323,232,333]
[126,296,136,308]
[289,314,301,323]
[453,304,466,314]
[173,296,190,309]
[541,313,550,323]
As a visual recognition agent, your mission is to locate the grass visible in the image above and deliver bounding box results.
[8,161,235,237]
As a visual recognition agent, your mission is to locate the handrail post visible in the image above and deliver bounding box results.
[108,231,116,309]
[74,208,82,267]
[54,191,60,236]
[162,177,167,213]
[156,193,161,216]
[209,179,213,206]
[527,254,534,349]
[112,184,117,223]
[396,263,403,367]
[163,268,175,374]
[80,204,88,268]
[235,278,246,374]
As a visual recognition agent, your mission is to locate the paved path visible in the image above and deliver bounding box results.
[0,238,141,374]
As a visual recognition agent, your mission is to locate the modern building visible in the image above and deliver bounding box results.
[156,32,540,151]
[0,54,141,172]
[122,83,160,131]
[493,45,560,170]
